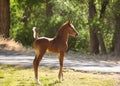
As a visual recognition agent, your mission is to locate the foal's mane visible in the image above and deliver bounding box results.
[59,21,69,30]
[56,21,69,37]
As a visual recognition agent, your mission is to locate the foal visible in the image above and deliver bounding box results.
[32,21,78,84]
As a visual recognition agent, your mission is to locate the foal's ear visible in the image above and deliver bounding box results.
[68,20,73,24]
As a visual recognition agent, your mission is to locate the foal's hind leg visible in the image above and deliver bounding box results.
[58,51,64,81]
[33,55,40,84]
[33,48,46,84]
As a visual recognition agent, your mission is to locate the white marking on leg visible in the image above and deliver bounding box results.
[35,78,41,84]
[35,49,40,58]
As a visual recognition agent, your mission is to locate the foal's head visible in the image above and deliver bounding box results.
[65,21,78,37]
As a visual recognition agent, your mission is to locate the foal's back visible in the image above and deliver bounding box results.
[34,36,67,54]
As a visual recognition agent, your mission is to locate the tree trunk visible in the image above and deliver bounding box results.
[111,0,120,55]
[46,0,53,17]
[89,0,108,54]
[114,16,120,55]
[89,28,99,54]
[97,33,106,54]
[89,0,99,54]
[0,0,10,38]
[97,0,109,54]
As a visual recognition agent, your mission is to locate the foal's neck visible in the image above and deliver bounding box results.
[55,28,69,43]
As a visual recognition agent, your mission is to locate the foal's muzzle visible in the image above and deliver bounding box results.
[75,33,78,37]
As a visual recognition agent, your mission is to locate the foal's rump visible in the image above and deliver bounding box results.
[33,37,50,54]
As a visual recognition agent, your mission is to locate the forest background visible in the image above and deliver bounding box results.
[0,0,120,56]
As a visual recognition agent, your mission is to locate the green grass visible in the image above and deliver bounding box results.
[0,64,120,86]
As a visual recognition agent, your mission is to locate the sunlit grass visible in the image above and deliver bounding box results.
[0,64,120,86]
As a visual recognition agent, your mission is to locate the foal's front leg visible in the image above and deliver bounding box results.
[58,51,64,81]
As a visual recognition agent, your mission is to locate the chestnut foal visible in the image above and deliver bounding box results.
[32,21,78,84]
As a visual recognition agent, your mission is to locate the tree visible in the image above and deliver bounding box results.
[89,0,99,54]
[89,0,108,54]
[112,0,120,55]
[46,0,53,17]
[97,0,109,54]
[0,0,10,38]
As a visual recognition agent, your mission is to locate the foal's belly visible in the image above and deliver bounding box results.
[47,43,67,53]
[47,47,60,53]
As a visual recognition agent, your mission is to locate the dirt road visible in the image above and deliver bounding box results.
[0,50,120,73]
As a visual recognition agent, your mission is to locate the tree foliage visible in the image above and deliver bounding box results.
[8,0,120,55]
[10,0,89,52]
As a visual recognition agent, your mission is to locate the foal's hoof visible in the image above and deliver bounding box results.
[62,78,64,81]
[59,78,64,83]
[35,78,42,85]
[37,81,41,84]
[59,80,62,83]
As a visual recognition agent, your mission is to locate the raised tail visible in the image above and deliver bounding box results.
[32,27,39,40]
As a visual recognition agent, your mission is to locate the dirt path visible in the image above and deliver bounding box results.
[0,50,120,73]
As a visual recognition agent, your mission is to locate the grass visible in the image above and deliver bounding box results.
[0,64,120,86]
